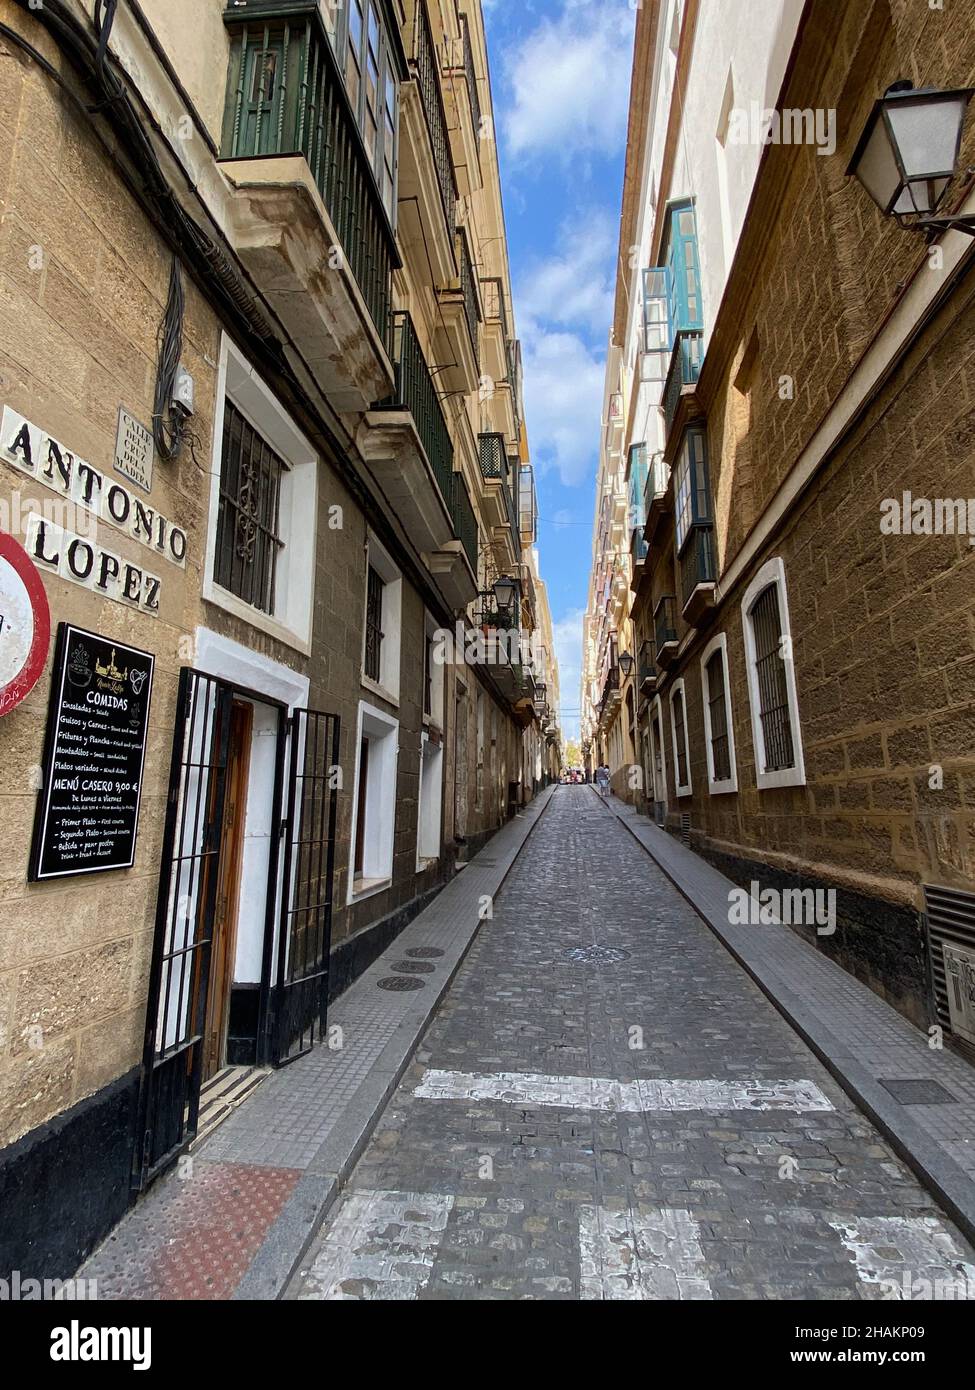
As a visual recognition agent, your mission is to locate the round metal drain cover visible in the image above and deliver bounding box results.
[563,945,631,965]
[406,947,445,959]
[377,976,426,991]
[392,960,435,974]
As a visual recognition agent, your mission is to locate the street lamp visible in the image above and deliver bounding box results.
[492,575,519,618]
[618,650,635,678]
[848,81,975,235]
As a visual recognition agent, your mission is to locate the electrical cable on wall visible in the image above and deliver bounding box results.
[152,256,186,462]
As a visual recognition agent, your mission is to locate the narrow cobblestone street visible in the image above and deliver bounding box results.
[290,788,975,1301]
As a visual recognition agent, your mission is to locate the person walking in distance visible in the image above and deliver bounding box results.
[595,762,611,799]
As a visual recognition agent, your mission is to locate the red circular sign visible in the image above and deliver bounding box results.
[0,530,51,716]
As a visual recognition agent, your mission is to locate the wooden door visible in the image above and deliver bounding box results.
[203,700,253,1080]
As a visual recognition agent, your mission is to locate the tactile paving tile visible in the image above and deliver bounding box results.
[80,1161,301,1299]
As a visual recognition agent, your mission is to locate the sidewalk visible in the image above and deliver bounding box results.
[77,787,556,1299]
[599,789,975,1246]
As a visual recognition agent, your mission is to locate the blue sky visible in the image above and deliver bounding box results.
[482,0,636,737]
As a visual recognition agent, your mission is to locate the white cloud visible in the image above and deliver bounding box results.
[552,606,586,740]
[501,2,635,162]
[515,209,616,336]
[521,325,604,489]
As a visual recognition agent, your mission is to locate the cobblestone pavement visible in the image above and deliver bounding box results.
[290,787,975,1301]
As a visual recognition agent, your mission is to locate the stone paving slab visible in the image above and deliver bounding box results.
[603,790,975,1248]
[78,788,556,1300]
[289,786,975,1300]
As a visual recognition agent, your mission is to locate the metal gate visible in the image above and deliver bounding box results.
[133,670,232,1190]
[272,708,341,1063]
[134,676,340,1190]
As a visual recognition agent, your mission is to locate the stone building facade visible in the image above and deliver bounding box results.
[583,0,975,1038]
[0,0,559,1276]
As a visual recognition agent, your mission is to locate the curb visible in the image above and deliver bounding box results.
[603,794,975,1250]
[236,785,559,1300]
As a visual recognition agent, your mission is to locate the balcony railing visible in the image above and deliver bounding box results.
[680,524,716,610]
[478,434,519,554]
[480,277,512,382]
[638,639,656,686]
[412,0,457,235]
[644,452,670,513]
[451,472,478,573]
[599,665,620,719]
[385,312,453,504]
[221,8,395,345]
[630,525,648,565]
[663,330,703,436]
[456,227,481,365]
[460,13,482,140]
[654,596,678,665]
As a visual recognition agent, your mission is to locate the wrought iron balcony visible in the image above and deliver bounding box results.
[384,312,453,505]
[220,5,395,346]
[460,13,482,140]
[630,525,649,567]
[654,595,679,668]
[599,665,621,720]
[680,523,717,618]
[662,330,703,437]
[480,277,513,384]
[412,0,458,233]
[456,227,481,365]
[451,471,478,573]
[638,639,656,690]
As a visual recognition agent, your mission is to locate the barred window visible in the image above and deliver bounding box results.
[749,584,795,772]
[214,400,285,616]
[672,686,689,790]
[365,565,385,683]
[706,649,731,783]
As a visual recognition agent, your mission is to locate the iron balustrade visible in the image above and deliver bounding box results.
[221,8,396,346]
[599,665,620,719]
[412,0,458,236]
[456,227,481,365]
[679,523,717,609]
[638,639,656,685]
[478,431,505,479]
[631,524,649,565]
[662,329,704,436]
[460,13,482,139]
[480,277,512,383]
[451,471,479,572]
[654,596,678,664]
[384,311,454,506]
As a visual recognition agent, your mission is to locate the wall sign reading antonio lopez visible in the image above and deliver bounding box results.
[29,624,154,880]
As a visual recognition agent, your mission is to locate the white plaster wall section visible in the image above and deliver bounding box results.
[413,1070,834,1113]
[828,1216,975,1301]
[296,1191,454,1300]
[579,1205,714,1300]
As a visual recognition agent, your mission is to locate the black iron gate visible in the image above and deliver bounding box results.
[272,708,341,1063]
[133,669,232,1190]
[134,673,340,1190]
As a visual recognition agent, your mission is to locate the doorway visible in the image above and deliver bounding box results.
[203,700,253,1081]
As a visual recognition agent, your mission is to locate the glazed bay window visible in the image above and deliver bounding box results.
[675,425,716,613]
[342,0,399,217]
[741,558,806,790]
[700,633,738,795]
[206,336,317,651]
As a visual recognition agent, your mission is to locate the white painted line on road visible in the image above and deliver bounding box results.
[579,1205,714,1300]
[296,1190,454,1300]
[828,1216,975,1300]
[413,1069,834,1113]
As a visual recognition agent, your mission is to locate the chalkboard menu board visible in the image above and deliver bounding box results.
[29,623,154,880]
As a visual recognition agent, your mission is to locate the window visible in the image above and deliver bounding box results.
[349,701,399,901]
[361,533,402,702]
[699,633,738,794]
[417,731,444,868]
[669,679,692,797]
[206,336,317,652]
[674,426,711,552]
[741,557,805,790]
[339,0,398,215]
[365,565,384,682]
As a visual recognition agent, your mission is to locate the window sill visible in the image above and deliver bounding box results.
[203,580,312,656]
[707,779,738,796]
[361,674,400,708]
[349,875,393,904]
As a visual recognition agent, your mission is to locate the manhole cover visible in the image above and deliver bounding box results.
[392,960,435,974]
[407,947,445,959]
[563,945,631,965]
[377,976,425,992]
[878,1078,958,1106]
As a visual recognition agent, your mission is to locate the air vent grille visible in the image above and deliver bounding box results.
[923,884,975,1057]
